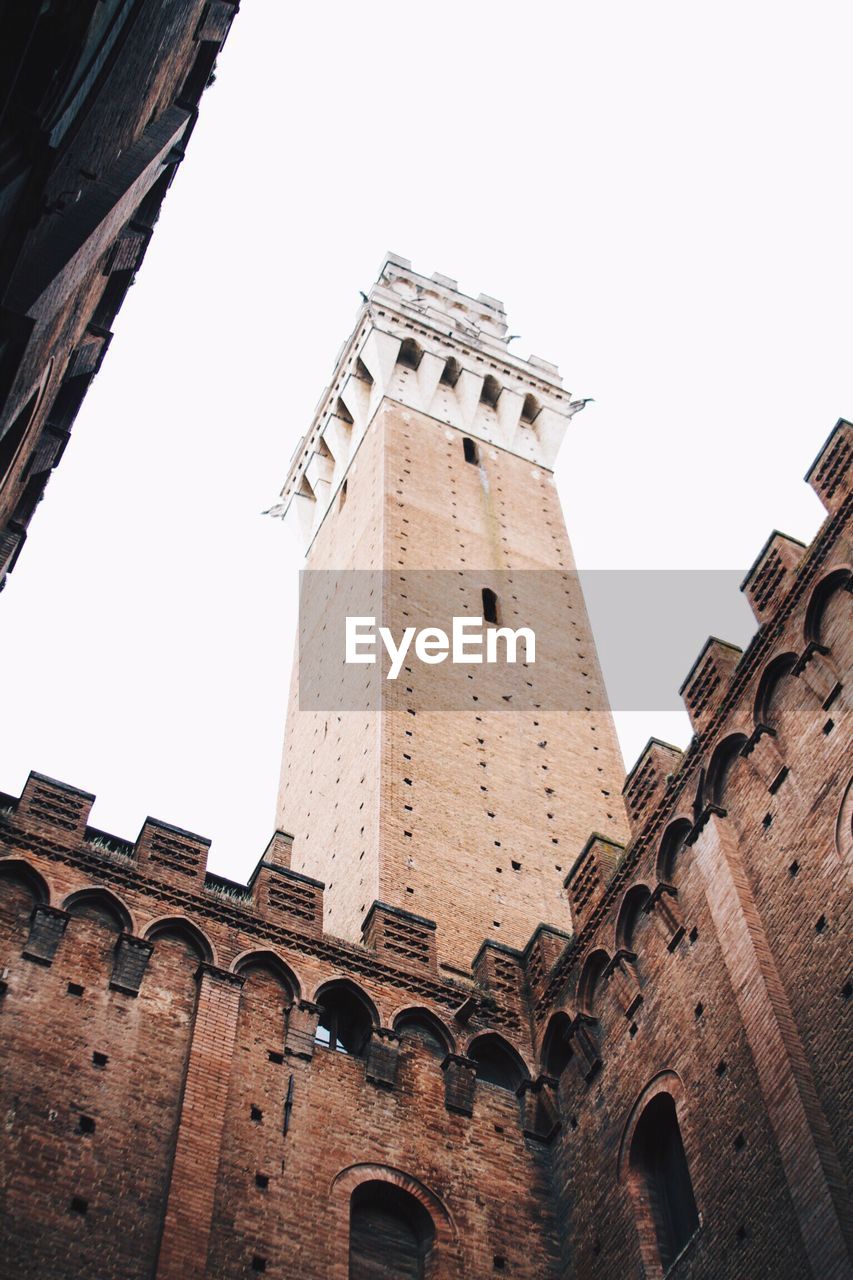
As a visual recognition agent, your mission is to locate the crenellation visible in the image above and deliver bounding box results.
[269,257,585,548]
[740,529,807,621]
[623,738,683,832]
[679,636,744,731]
[564,833,625,932]
[18,771,94,839]
[135,815,211,883]
[805,417,852,513]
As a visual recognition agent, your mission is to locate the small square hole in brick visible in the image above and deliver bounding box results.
[716,1060,727,1077]
[69,1197,88,1215]
[493,1258,506,1271]
[822,719,835,734]
[694,1002,704,1019]
[689,926,699,944]
[762,812,773,829]
[267,1051,283,1065]
[250,1105,263,1123]
[789,861,800,877]
[255,1173,269,1189]
[569,1115,578,1131]
[78,1115,95,1134]
[251,1257,267,1273]
[734,1132,746,1151]
[629,1022,638,1038]
[815,915,827,934]
[92,1052,108,1068]
[511,860,521,871]
[67,982,84,997]
[842,981,852,1000]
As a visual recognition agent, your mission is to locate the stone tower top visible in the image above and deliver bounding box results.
[274,253,582,546]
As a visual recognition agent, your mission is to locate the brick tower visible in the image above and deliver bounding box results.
[274,254,629,968]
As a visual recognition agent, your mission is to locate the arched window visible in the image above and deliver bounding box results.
[706,734,748,808]
[480,374,501,407]
[521,393,540,423]
[394,1009,452,1059]
[616,885,652,953]
[753,652,798,727]
[462,436,478,465]
[630,1094,699,1270]
[657,819,692,883]
[541,1012,573,1077]
[349,1181,435,1280]
[469,1033,527,1092]
[315,984,373,1056]
[397,338,423,370]
[440,357,461,387]
[481,587,498,625]
[577,948,610,1017]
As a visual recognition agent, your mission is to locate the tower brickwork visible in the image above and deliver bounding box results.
[276,257,628,967]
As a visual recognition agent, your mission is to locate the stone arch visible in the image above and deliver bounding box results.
[521,392,540,423]
[143,915,215,965]
[656,818,693,883]
[231,949,301,1002]
[705,732,749,808]
[540,1010,574,1077]
[753,652,799,727]
[0,857,51,905]
[804,567,851,647]
[392,1006,455,1057]
[0,859,52,957]
[577,947,610,1017]
[397,337,424,370]
[63,886,133,934]
[466,1032,530,1091]
[616,884,653,953]
[313,976,380,1026]
[329,1163,461,1280]
[836,777,853,863]
[617,1072,700,1277]
[480,373,501,407]
[313,977,379,1058]
[617,1070,687,1180]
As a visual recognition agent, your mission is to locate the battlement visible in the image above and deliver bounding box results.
[556,420,851,960]
[271,254,585,547]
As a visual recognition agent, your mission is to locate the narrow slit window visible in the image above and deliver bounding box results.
[463,436,478,465]
[482,587,498,624]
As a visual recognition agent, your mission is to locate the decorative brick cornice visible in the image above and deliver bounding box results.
[0,826,510,1020]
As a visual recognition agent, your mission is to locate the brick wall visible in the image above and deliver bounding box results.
[0,430,849,1277]
[0,0,240,589]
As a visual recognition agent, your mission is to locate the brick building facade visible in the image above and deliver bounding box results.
[0,258,850,1280]
[0,0,240,591]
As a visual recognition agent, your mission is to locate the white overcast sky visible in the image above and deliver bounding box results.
[0,2,849,882]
